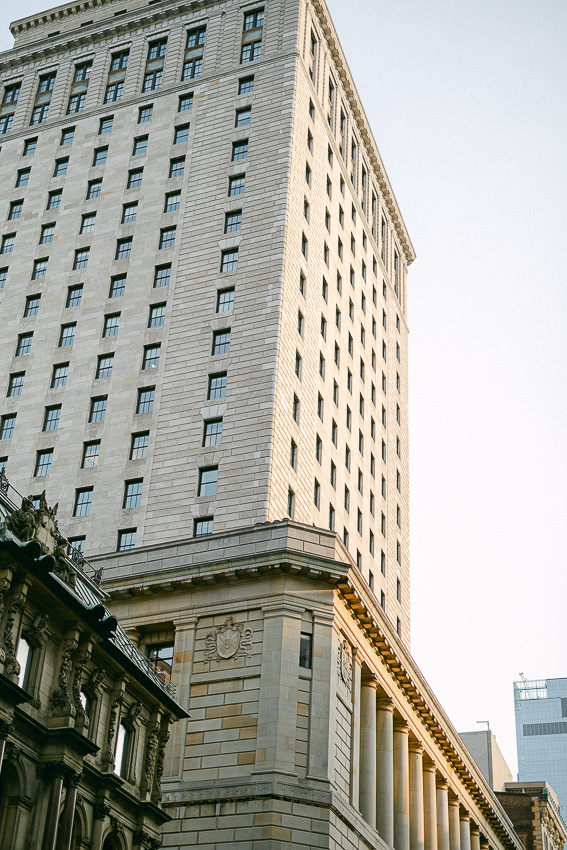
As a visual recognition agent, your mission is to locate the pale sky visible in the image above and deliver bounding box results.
[1,0,566,778]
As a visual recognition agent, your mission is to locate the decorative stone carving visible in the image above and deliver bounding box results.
[104,694,122,764]
[133,829,161,850]
[154,724,170,791]
[204,616,253,661]
[0,718,14,739]
[128,701,143,723]
[72,650,91,729]
[27,612,49,641]
[338,639,352,690]
[142,721,160,794]
[50,637,77,717]
[52,541,76,589]
[0,578,11,666]
[3,592,26,677]
[89,667,106,691]
[93,799,111,821]
[5,497,37,542]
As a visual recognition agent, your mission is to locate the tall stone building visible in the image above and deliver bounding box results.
[0,0,412,640]
[0,2,531,850]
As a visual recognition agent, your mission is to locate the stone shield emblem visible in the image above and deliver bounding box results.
[205,616,253,661]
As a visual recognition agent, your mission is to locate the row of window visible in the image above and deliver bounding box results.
[0,9,263,133]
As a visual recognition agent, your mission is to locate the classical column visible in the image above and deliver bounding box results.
[423,760,438,850]
[359,676,377,828]
[307,610,335,782]
[376,695,394,846]
[409,741,425,850]
[459,812,471,850]
[41,765,66,850]
[350,649,362,810]
[55,773,80,850]
[169,615,197,780]
[448,796,461,850]
[470,826,481,850]
[436,779,450,850]
[393,717,410,850]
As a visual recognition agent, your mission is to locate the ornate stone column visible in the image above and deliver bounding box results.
[41,763,66,850]
[459,812,471,850]
[409,740,425,850]
[376,694,394,846]
[470,825,481,850]
[55,773,80,850]
[423,760,438,850]
[394,717,410,850]
[436,779,450,850]
[448,795,461,850]
[359,675,377,828]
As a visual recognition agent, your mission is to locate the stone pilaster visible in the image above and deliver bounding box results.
[359,675,377,827]
[409,740,424,850]
[377,694,395,846]
[394,717,410,850]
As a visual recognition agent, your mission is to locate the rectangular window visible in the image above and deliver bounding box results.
[73,249,89,270]
[174,124,189,144]
[39,223,55,244]
[0,414,16,440]
[287,487,295,519]
[221,249,238,272]
[232,139,248,161]
[80,213,96,234]
[1,234,15,254]
[9,200,23,220]
[203,418,222,447]
[194,517,213,537]
[59,324,76,347]
[0,82,21,134]
[169,157,185,178]
[121,202,137,223]
[68,61,91,114]
[16,333,33,356]
[23,137,37,156]
[235,107,251,127]
[138,105,152,124]
[212,330,231,355]
[208,373,226,400]
[16,168,30,188]
[32,258,48,279]
[132,136,148,156]
[130,432,149,459]
[148,303,166,327]
[108,275,125,298]
[51,363,68,388]
[154,265,171,288]
[116,238,132,259]
[224,210,242,233]
[43,405,61,431]
[7,372,24,397]
[142,344,160,369]
[127,168,143,188]
[238,76,254,94]
[228,174,245,196]
[74,487,93,516]
[159,227,176,249]
[179,93,193,112]
[103,314,120,337]
[93,147,107,166]
[82,441,100,468]
[86,180,101,199]
[105,50,129,102]
[96,354,114,379]
[117,529,136,551]
[198,466,218,497]
[314,479,320,509]
[99,116,113,134]
[329,503,335,532]
[89,396,107,422]
[241,8,264,63]
[31,73,56,125]
[34,449,53,476]
[24,294,41,316]
[143,38,167,91]
[136,387,155,414]
[164,192,181,213]
[290,439,297,470]
[123,479,143,508]
[182,27,206,80]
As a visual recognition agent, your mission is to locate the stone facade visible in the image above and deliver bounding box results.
[0,479,187,850]
[0,0,413,641]
[496,783,566,850]
[100,521,525,850]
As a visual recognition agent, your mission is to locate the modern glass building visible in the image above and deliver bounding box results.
[514,677,567,816]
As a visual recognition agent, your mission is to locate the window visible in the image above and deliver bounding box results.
[0,414,16,440]
[333,379,339,404]
[297,311,304,336]
[174,124,189,144]
[89,396,107,422]
[73,249,89,270]
[307,129,313,154]
[123,479,143,508]
[292,394,300,423]
[114,723,130,777]
[7,373,24,397]
[132,136,148,156]
[182,27,206,80]
[212,330,231,355]
[79,213,96,234]
[74,488,93,516]
[116,238,132,259]
[164,192,180,213]
[330,461,336,489]
[208,373,226,400]
[345,445,351,471]
[147,302,166,328]
[81,441,100,468]
[287,487,295,519]
[23,138,37,156]
[38,223,55,244]
[42,405,61,431]
[143,38,167,91]
[127,168,143,188]
[86,179,101,199]
[194,517,213,537]
[33,258,49,279]
[203,419,222,447]
[121,202,137,223]
[60,128,75,147]
[315,434,322,463]
[67,61,91,113]
[0,268,7,289]
[216,288,234,312]
[142,345,160,370]
[96,354,114,379]
[235,107,251,127]
[290,439,297,470]
[329,503,335,532]
[241,8,264,63]
[232,139,248,161]
[59,324,75,347]
[92,147,107,166]
[295,351,302,379]
[9,200,23,220]
[299,632,312,669]
[198,467,218,496]
[136,387,155,413]
[228,174,245,196]
[317,392,324,420]
[103,314,120,337]
[126,431,150,460]
[169,157,185,178]
[154,265,171,288]
[51,363,69,388]
[24,294,41,317]
[221,249,238,272]
[303,198,310,222]
[179,93,193,112]
[16,333,33,356]
[1,234,15,254]
[322,276,328,302]
[117,529,136,551]
[108,275,125,298]
[15,637,32,689]
[99,116,113,134]
[369,530,375,556]
[314,479,320,509]
[238,76,254,94]
[397,470,401,492]
[305,163,311,187]
[105,50,129,102]
[302,233,308,259]
[31,73,56,124]
[16,169,30,188]
[159,227,176,249]
[299,271,306,297]
[0,83,21,134]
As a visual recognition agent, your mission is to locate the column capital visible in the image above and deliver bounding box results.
[377,693,394,711]
[470,826,481,837]
[436,777,449,791]
[423,756,437,773]
[393,716,409,733]
[459,809,470,822]
[361,674,378,689]
[408,739,424,755]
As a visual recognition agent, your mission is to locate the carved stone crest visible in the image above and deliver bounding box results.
[338,639,352,690]
[205,616,253,661]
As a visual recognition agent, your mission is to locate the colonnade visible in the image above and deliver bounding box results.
[356,676,490,850]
